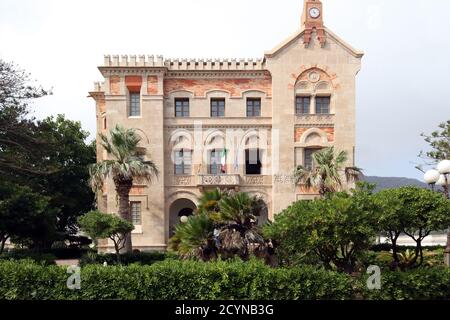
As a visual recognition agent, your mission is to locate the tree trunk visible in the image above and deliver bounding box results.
[115,178,133,254]
[0,235,8,254]
[391,232,400,263]
[113,241,122,265]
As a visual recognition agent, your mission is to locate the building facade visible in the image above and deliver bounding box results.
[89,0,364,252]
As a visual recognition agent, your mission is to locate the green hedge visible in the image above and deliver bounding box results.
[0,259,353,300]
[0,251,57,265]
[361,267,450,300]
[1,259,449,300]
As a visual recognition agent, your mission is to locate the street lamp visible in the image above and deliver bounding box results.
[437,160,450,198]
[437,160,450,267]
[424,169,440,191]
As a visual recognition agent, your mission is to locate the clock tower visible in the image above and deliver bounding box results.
[301,0,326,47]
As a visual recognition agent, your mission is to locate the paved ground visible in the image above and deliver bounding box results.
[55,259,79,266]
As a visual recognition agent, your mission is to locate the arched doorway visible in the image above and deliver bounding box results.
[169,198,197,236]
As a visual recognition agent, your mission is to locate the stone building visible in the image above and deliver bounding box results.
[89,0,364,252]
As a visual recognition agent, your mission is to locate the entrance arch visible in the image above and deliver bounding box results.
[169,198,197,236]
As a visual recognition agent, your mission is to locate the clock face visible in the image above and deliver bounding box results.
[309,7,321,19]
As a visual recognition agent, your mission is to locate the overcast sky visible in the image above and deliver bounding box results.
[1,0,449,180]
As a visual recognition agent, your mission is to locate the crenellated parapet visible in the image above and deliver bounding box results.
[103,55,165,67]
[102,55,265,71]
[164,58,264,71]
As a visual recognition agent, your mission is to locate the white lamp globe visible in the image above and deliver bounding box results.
[180,216,189,223]
[436,175,449,186]
[424,169,441,184]
[437,160,450,174]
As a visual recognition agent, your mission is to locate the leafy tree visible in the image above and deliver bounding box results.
[1,60,94,249]
[374,190,405,266]
[0,59,50,176]
[377,187,450,269]
[419,120,450,162]
[78,210,134,264]
[35,115,96,238]
[0,181,53,253]
[89,125,158,253]
[264,184,379,273]
[294,147,362,197]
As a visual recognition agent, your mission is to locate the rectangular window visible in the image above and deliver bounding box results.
[296,96,310,115]
[304,148,321,170]
[130,202,142,225]
[246,98,261,117]
[209,149,226,174]
[129,92,141,117]
[174,149,192,175]
[211,99,225,117]
[315,96,330,114]
[175,98,190,117]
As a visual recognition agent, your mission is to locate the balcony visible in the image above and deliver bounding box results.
[295,114,335,126]
[197,174,240,187]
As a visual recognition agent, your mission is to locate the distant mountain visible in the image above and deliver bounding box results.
[360,175,427,192]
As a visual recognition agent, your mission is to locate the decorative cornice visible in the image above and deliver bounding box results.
[165,124,272,130]
[99,67,166,76]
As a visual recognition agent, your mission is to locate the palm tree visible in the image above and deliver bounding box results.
[294,147,362,197]
[169,190,270,261]
[195,188,225,217]
[216,192,267,260]
[89,125,158,253]
[168,213,216,261]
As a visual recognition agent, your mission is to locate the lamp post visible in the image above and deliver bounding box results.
[437,160,450,266]
[424,169,440,191]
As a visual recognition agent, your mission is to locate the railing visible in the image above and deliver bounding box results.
[197,174,240,187]
[169,174,271,187]
[295,114,335,126]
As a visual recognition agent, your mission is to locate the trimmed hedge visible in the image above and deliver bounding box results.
[361,267,450,300]
[1,259,449,300]
[0,259,353,300]
[0,251,57,265]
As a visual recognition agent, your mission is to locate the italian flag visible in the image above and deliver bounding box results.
[220,149,227,173]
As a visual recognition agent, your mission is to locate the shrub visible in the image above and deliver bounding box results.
[361,267,450,300]
[1,259,450,300]
[0,259,354,300]
[0,250,56,265]
[264,186,379,273]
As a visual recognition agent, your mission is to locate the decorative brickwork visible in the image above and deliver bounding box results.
[295,127,334,143]
[164,76,272,98]
[110,76,120,95]
[147,76,159,95]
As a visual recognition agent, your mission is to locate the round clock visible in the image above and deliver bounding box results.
[309,7,321,19]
